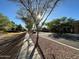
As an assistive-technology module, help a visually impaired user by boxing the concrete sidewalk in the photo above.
[18,33,41,59]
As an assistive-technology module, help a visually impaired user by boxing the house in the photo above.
[72,21,79,33]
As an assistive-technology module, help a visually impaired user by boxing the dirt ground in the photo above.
[0,32,26,59]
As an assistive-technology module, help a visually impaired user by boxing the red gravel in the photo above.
[32,34,79,59]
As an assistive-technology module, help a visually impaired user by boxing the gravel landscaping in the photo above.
[32,34,79,59]
[49,33,79,49]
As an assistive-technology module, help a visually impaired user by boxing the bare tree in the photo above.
[11,0,60,59]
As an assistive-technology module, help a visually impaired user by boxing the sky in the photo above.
[0,0,79,27]
[0,0,25,27]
